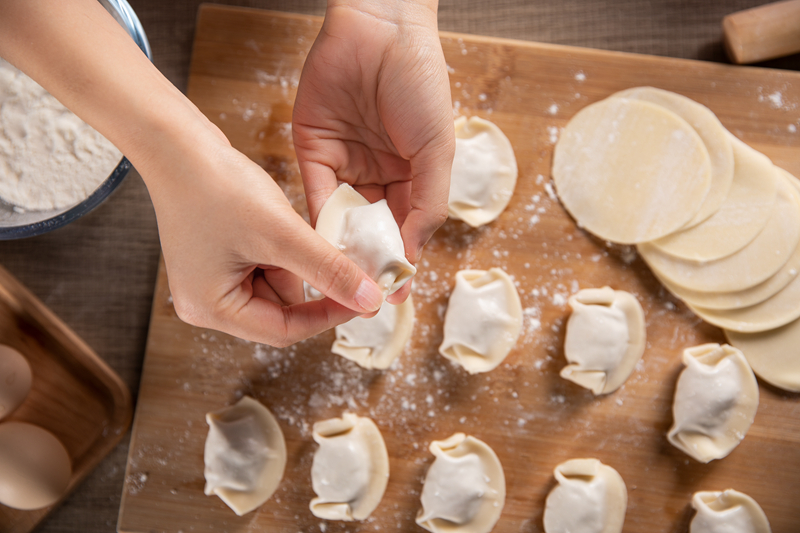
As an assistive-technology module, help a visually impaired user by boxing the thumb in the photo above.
[273,215,384,313]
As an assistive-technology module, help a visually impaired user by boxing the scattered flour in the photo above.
[547,103,559,115]
[547,126,560,144]
[0,59,122,210]
[574,71,586,82]
[544,181,558,201]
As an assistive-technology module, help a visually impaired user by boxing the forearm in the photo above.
[0,0,212,190]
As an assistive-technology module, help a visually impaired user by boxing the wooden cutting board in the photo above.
[118,5,800,532]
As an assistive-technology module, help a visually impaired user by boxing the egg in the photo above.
[0,345,32,421]
[0,422,72,510]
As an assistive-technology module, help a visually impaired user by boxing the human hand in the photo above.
[292,0,455,304]
[0,0,387,347]
[141,107,385,347]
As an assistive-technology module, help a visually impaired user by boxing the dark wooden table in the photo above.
[1,1,792,531]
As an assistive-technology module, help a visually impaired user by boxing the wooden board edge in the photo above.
[197,3,323,25]
[193,4,800,85]
[117,254,170,533]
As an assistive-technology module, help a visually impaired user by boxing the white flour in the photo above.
[0,59,121,211]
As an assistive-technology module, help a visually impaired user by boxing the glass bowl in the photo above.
[0,0,152,239]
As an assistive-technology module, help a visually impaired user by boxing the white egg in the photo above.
[0,345,32,421]
[0,422,72,510]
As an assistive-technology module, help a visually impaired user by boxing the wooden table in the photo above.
[0,1,792,532]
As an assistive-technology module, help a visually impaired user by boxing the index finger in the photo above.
[297,159,339,227]
[400,133,455,264]
[224,296,362,348]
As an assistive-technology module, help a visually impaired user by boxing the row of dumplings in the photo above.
[552,86,800,393]
[0,345,72,511]
[203,395,771,533]
[203,396,503,529]
[314,177,763,466]
[328,266,524,374]
[310,182,526,374]
[563,288,760,465]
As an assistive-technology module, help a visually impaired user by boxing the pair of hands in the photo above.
[155,1,455,346]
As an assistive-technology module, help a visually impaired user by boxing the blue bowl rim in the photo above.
[0,0,152,240]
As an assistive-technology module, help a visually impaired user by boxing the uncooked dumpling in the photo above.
[561,287,646,395]
[667,344,758,463]
[552,97,711,244]
[448,116,518,227]
[439,268,523,374]
[417,433,505,533]
[310,412,389,521]
[204,396,287,516]
[315,183,416,296]
[332,296,414,370]
[690,489,771,533]
[0,422,72,510]
[543,458,627,533]
[0,345,32,421]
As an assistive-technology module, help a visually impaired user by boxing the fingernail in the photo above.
[354,278,383,312]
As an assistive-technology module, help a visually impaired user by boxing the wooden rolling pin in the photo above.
[723,0,800,64]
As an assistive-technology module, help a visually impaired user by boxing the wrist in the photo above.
[326,0,438,27]
[126,90,228,195]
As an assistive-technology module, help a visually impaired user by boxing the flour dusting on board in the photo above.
[120,25,798,530]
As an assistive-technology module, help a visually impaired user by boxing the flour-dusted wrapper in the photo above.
[204,396,287,516]
[610,86,735,231]
[417,433,505,533]
[315,183,416,296]
[552,97,712,244]
[449,116,518,227]
[310,413,389,521]
[667,344,758,463]
[439,268,523,374]
[332,297,415,370]
[561,287,646,395]
[543,458,627,533]
[690,489,771,533]
[726,316,800,392]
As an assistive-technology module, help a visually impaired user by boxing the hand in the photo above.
[138,109,387,346]
[292,0,455,303]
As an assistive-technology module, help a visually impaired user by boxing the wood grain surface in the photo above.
[118,6,800,533]
[0,266,131,533]
[0,1,788,532]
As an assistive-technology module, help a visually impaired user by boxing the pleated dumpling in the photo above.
[448,116,518,227]
[315,183,416,296]
[332,297,415,370]
[439,268,523,374]
[668,344,758,463]
[543,458,627,533]
[690,489,771,533]
[310,413,389,521]
[417,433,505,533]
[203,396,287,516]
[561,287,646,394]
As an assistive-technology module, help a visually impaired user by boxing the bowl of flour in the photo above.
[0,0,151,239]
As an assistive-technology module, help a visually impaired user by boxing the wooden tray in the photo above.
[119,5,800,533]
[0,265,132,533]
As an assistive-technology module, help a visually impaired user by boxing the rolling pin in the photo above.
[723,0,800,64]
